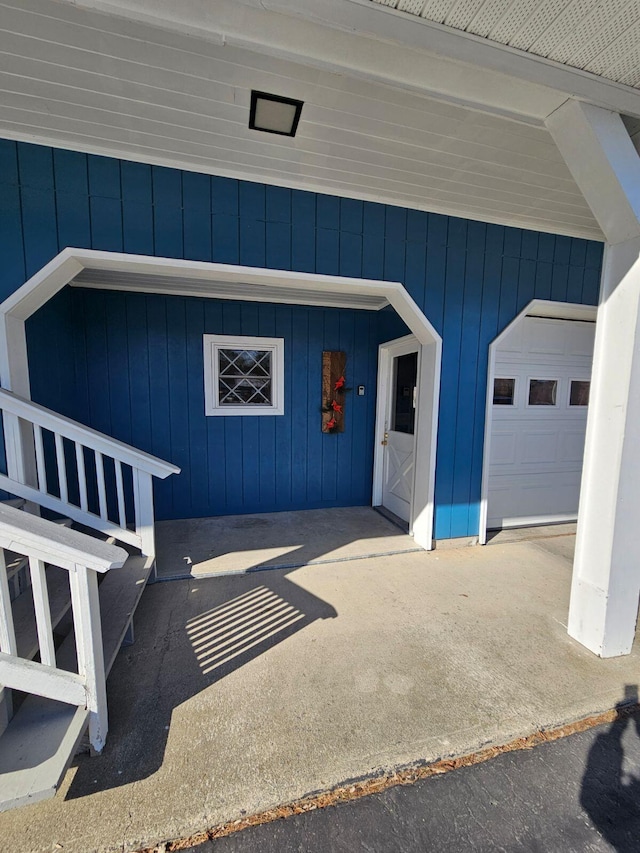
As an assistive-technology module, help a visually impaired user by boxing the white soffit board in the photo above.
[526,301,598,322]
[371,0,640,89]
[69,268,388,310]
[0,0,604,239]
[2,247,440,345]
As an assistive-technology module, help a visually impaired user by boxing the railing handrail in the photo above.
[0,389,180,479]
[0,503,127,574]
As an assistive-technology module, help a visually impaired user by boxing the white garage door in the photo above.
[487,316,595,530]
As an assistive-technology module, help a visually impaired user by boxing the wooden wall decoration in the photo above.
[322,351,347,433]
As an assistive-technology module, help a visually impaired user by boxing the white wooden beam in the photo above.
[385,285,439,347]
[0,652,86,706]
[546,102,640,245]
[0,502,127,575]
[0,251,83,323]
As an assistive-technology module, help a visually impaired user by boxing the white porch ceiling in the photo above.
[0,0,621,240]
[370,0,640,89]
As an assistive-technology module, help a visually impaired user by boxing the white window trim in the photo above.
[203,334,285,416]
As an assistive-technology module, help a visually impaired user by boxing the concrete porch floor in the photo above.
[1,518,640,853]
[154,507,419,580]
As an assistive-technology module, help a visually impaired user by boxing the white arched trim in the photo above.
[0,248,442,549]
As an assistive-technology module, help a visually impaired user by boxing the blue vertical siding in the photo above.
[36,289,379,520]
[122,162,154,255]
[1,139,602,537]
[24,287,77,420]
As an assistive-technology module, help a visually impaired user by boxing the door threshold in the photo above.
[374,505,409,533]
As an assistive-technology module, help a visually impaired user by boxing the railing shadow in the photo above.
[65,566,337,800]
[581,685,640,851]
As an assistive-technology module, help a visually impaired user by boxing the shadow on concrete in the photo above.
[65,567,336,800]
[581,685,640,852]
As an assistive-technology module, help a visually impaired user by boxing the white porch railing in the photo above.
[0,502,128,752]
[0,389,180,558]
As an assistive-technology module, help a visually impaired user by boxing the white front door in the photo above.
[381,344,419,523]
[487,316,595,529]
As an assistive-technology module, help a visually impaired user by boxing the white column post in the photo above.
[69,565,108,753]
[546,100,640,656]
[0,313,39,507]
[570,238,640,655]
[133,470,156,559]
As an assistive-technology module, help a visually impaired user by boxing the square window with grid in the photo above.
[218,349,272,406]
[204,335,284,416]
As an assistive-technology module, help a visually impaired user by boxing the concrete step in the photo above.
[0,551,155,812]
[0,699,89,813]
[1,499,26,510]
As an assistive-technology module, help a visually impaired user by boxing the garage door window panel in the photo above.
[528,379,558,406]
[569,380,590,406]
[493,378,516,406]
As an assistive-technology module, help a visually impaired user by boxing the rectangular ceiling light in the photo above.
[249,91,303,137]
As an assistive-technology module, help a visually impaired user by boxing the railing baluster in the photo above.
[114,460,126,530]
[0,550,17,657]
[75,442,88,512]
[33,425,47,493]
[0,550,16,732]
[28,557,55,667]
[95,452,108,521]
[54,433,68,504]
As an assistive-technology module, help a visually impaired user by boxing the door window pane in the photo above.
[528,379,557,406]
[493,378,515,405]
[391,352,418,435]
[570,380,590,406]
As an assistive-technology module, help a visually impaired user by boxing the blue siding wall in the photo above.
[29,288,380,520]
[3,140,603,538]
